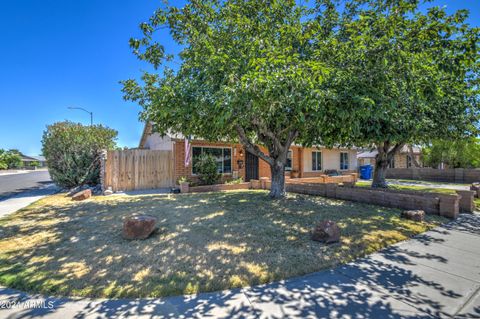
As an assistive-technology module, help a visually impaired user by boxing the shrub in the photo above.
[0,149,23,169]
[41,121,117,188]
[225,177,243,185]
[29,161,40,168]
[194,154,220,185]
[0,162,7,170]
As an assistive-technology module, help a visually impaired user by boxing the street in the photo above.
[0,170,52,200]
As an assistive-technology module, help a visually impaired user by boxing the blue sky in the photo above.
[0,0,478,156]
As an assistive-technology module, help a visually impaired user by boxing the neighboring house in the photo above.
[139,123,358,183]
[21,155,47,168]
[357,146,422,168]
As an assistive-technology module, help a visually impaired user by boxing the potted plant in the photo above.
[177,176,190,193]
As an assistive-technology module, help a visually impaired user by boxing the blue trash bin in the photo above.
[360,165,373,180]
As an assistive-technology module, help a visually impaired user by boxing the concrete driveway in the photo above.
[0,213,479,318]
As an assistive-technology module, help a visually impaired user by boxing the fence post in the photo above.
[455,168,465,184]
[100,150,107,192]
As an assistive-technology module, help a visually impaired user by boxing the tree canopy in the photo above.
[122,0,480,195]
[423,138,480,169]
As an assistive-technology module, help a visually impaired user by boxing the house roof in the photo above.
[357,145,422,159]
[21,155,45,162]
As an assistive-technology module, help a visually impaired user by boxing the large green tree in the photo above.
[423,138,480,169]
[122,0,355,198]
[324,0,480,187]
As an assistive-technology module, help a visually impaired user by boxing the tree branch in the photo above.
[235,125,274,165]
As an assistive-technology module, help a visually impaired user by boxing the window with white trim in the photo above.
[340,152,349,170]
[192,146,232,174]
[285,150,293,171]
[312,151,322,171]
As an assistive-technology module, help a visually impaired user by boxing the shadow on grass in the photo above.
[1,191,472,318]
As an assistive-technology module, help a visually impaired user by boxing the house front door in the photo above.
[245,151,259,182]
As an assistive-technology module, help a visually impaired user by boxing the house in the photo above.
[357,146,422,168]
[139,123,358,183]
[21,155,47,168]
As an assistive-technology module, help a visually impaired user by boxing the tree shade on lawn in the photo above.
[0,191,446,298]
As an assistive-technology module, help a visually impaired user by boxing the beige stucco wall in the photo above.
[144,133,174,151]
[303,148,357,172]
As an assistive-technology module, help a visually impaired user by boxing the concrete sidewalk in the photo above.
[0,214,479,318]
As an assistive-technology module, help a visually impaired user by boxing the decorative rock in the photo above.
[123,215,157,240]
[401,210,425,222]
[311,220,341,244]
[72,189,92,201]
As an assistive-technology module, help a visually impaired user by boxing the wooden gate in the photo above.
[104,149,174,191]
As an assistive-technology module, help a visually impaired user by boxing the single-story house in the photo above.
[21,155,47,168]
[139,123,358,183]
[357,146,422,168]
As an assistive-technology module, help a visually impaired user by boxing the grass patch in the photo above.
[0,190,447,298]
[356,181,458,194]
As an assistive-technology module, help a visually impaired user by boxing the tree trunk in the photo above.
[269,160,286,198]
[372,157,389,188]
[372,142,405,188]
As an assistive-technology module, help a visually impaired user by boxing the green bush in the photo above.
[225,177,243,185]
[0,149,23,169]
[41,121,117,188]
[29,161,40,167]
[194,154,220,185]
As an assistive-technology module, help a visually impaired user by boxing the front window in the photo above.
[312,151,322,171]
[285,150,293,171]
[192,146,232,174]
[389,157,395,168]
[340,152,349,170]
[407,155,412,168]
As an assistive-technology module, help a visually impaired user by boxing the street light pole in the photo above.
[68,107,93,126]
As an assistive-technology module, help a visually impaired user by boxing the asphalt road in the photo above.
[0,170,52,200]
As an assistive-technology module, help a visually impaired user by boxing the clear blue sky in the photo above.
[0,1,478,156]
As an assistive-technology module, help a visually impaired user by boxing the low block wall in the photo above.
[385,168,480,184]
[187,182,251,193]
[250,179,461,218]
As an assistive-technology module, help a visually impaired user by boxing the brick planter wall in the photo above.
[188,182,251,193]
[250,178,461,218]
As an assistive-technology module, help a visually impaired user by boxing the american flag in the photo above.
[184,137,191,167]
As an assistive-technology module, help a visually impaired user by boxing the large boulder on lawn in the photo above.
[72,189,92,201]
[123,215,157,240]
[311,220,340,244]
[401,210,425,222]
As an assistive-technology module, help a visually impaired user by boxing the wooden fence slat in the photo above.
[104,149,174,192]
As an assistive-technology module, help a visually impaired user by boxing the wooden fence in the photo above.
[103,149,174,192]
[385,168,480,184]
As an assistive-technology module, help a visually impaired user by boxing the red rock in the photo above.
[311,220,340,244]
[72,189,92,201]
[401,210,425,222]
[123,215,157,240]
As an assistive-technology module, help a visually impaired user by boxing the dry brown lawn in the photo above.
[0,190,447,298]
